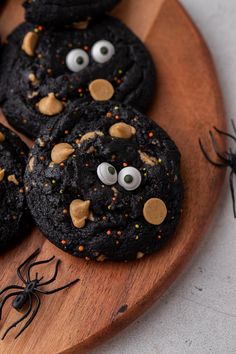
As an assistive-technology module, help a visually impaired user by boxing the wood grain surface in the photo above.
[0,0,226,353]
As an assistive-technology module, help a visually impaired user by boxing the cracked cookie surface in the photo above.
[0,124,28,251]
[0,17,156,138]
[23,0,121,26]
[24,101,183,262]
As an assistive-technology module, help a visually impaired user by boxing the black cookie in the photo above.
[0,17,156,138]
[23,0,120,26]
[0,124,28,251]
[24,101,183,262]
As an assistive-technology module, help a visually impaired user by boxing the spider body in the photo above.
[0,248,79,339]
[199,121,236,217]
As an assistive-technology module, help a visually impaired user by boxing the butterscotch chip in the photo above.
[0,132,5,142]
[8,174,19,186]
[143,198,167,225]
[109,122,136,139]
[89,79,114,101]
[37,93,64,116]
[139,151,158,166]
[51,143,75,164]
[70,199,91,229]
[22,32,39,56]
[0,168,5,182]
[79,131,104,144]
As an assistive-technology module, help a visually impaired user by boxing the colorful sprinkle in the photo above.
[148,131,154,138]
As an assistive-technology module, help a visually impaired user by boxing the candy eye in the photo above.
[118,167,142,191]
[97,162,118,185]
[91,40,115,64]
[66,49,89,72]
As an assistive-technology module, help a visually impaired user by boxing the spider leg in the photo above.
[1,294,32,340]
[231,120,236,135]
[214,126,236,143]
[209,131,230,163]
[229,171,236,218]
[37,260,61,286]
[36,278,79,295]
[15,293,40,339]
[199,139,228,168]
[26,256,55,283]
[17,248,41,284]
[0,292,21,320]
[0,285,24,296]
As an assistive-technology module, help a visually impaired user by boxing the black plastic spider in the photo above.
[199,120,236,217]
[0,248,79,340]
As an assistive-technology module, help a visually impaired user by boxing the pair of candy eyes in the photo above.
[66,40,115,73]
[97,162,142,191]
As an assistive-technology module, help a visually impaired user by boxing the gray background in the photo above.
[92,0,236,353]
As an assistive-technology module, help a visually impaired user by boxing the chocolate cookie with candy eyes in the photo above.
[23,0,121,26]
[0,124,29,251]
[0,16,155,139]
[24,101,183,262]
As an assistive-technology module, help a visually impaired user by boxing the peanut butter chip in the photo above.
[51,143,75,164]
[79,131,104,144]
[28,73,39,85]
[37,93,64,116]
[0,168,5,182]
[8,174,19,186]
[0,132,5,142]
[143,198,167,225]
[137,252,145,259]
[70,199,91,229]
[139,151,158,166]
[28,157,35,172]
[22,32,39,56]
[89,79,114,101]
[109,122,136,139]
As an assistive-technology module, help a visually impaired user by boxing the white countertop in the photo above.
[92,0,236,353]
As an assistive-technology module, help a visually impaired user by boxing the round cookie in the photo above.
[0,17,156,138]
[24,101,183,262]
[23,0,121,26]
[0,124,28,251]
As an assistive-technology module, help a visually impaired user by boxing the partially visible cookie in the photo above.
[24,101,183,262]
[0,17,156,138]
[23,0,121,26]
[0,124,28,251]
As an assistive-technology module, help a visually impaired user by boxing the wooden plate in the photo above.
[0,0,226,353]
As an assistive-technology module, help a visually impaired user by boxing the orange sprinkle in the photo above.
[78,245,84,252]
[123,162,128,167]
[148,132,154,138]
[61,240,67,245]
